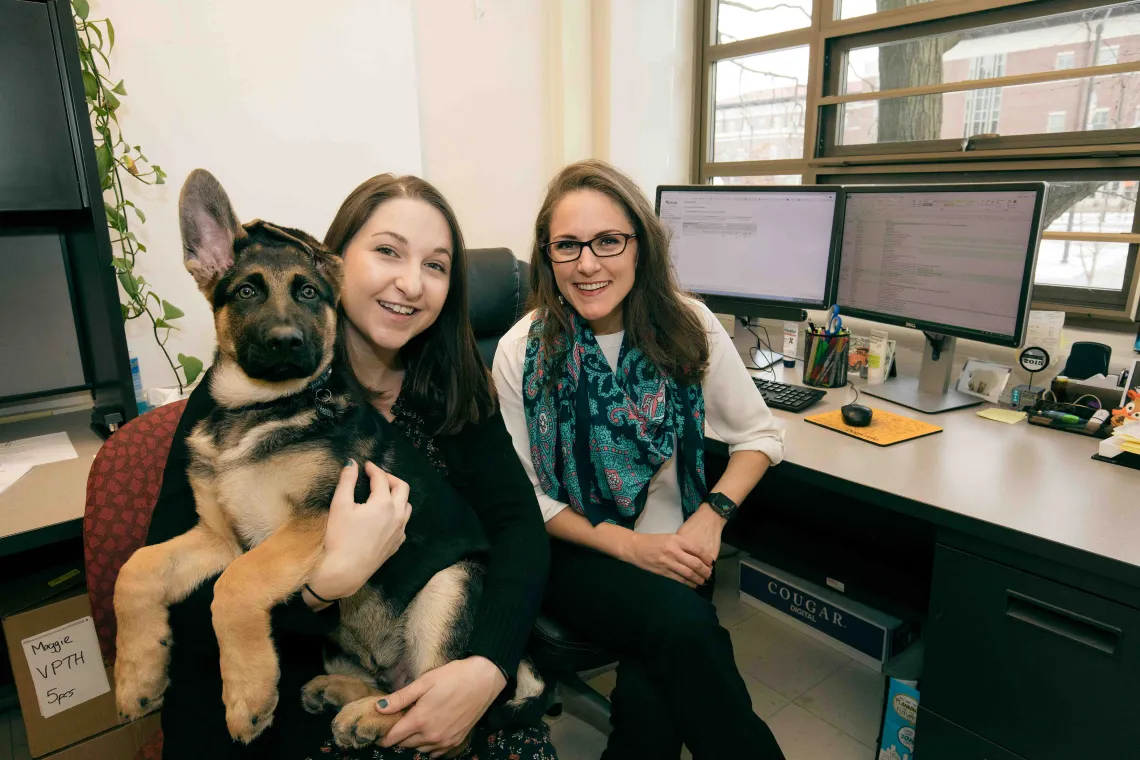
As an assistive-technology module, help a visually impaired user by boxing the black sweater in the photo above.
[147,374,550,682]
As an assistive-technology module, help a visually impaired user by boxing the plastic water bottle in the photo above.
[130,351,150,414]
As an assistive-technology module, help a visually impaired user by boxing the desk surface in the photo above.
[726,364,1140,580]
[0,411,99,547]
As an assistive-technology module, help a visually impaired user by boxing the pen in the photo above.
[1042,411,1081,424]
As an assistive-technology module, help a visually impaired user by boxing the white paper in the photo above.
[1025,310,1065,367]
[21,616,110,718]
[0,462,32,495]
[867,329,889,385]
[0,432,78,469]
[782,322,799,363]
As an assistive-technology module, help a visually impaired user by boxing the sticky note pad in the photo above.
[977,408,1027,425]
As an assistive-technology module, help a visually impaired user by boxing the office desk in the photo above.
[710,365,1139,759]
[0,411,99,556]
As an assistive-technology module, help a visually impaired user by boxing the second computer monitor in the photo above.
[835,183,1047,348]
[656,185,842,318]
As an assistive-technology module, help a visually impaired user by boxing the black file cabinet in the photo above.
[917,544,1139,758]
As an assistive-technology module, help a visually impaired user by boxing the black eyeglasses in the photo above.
[542,232,637,263]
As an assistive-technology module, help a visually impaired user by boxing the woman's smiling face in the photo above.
[339,197,453,353]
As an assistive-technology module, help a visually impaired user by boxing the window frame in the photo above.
[694,0,1140,320]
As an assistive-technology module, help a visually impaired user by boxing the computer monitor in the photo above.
[835,182,1048,413]
[656,185,842,322]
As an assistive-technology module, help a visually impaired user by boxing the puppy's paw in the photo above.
[301,675,380,714]
[331,697,403,750]
[223,680,278,744]
[114,623,172,722]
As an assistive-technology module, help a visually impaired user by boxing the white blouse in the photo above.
[493,300,785,534]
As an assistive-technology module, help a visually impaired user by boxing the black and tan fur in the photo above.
[112,170,544,751]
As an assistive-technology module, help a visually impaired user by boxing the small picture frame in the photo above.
[957,358,1013,404]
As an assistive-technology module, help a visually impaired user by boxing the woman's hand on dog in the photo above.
[376,656,507,757]
[305,460,412,607]
[623,531,714,588]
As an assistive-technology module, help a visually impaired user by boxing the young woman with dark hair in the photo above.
[495,159,787,760]
[148,173,556,760]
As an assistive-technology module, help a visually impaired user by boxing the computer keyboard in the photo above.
[753,378,827,413]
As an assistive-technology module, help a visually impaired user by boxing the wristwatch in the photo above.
[707,492,739,521]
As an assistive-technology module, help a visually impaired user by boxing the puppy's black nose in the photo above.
[266,326,304,356]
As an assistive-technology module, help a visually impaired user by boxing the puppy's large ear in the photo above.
[179,169,244,296]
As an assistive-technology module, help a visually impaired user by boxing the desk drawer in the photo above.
[924,546,1139,759]
[914,709,1024,760]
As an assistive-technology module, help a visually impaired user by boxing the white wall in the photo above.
[603,0,695,195]
[411,0,696,263]
[412,0,548,261]
[96,0,697,394]
[94,0,423,391]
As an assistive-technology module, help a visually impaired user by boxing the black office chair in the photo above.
[466,247,618,733]
[1060,341,1112,380]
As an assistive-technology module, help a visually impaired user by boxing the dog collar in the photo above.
[308,367,337,420]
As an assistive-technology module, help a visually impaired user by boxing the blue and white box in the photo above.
[738,557,917,671]
[878,678,920,760]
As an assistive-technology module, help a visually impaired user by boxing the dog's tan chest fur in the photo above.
[187,415,335,547]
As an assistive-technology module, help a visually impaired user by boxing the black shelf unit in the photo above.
[1,0,135,431]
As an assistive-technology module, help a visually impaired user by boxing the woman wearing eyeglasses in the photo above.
[493,160,786,759]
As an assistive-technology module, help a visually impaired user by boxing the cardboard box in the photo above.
[739,557,918,672]
[3,589,122,757]
[45,713,160,760]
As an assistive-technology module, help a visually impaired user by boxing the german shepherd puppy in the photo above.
[113,170,544,751]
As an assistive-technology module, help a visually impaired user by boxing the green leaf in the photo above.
[112,80,127,96]
[120,303,129,321]
[106,18,115,50]
[178,354,204,385]
[102,87,120,110]
[118,271,139,297]
[82,71,98,100]
[95,144,112,183]
[88,23,102,50]
[136,242,147,253]
[133,206,146,223]
[111,257,130,270]
[73,0,89,20]
[162,300,185,320]
[103,201,124,229]
[155,319,171,329]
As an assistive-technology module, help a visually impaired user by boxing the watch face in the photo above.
[710,492,737,517]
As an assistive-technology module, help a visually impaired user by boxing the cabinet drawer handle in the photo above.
[1005,591,1120,656]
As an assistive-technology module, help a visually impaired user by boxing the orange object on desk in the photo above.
[805,408,943,447]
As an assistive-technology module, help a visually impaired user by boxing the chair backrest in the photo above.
[467,247,531,368]
[84,399,187,665]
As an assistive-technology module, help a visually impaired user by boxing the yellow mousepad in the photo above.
[805,408,943,447]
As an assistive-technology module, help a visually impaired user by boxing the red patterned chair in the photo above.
[84,398,187,760]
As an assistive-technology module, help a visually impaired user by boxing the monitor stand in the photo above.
[752,348,783,369]
[861,335,982,414]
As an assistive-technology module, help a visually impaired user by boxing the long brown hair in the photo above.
[529,159,709,384]
[324,174,494,435]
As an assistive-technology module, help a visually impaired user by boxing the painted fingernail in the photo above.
[344,459,353,468]
[377,698,388,709]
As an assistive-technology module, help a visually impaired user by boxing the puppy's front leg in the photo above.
[212,516,326,744]
[114,525,240,720]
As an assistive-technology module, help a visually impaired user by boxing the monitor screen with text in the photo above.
[836,188,1041,342]
[658,188,839,308]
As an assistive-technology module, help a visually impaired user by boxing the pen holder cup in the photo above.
[802,330,849,388]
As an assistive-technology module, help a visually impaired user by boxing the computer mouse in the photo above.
[841,403,873,427]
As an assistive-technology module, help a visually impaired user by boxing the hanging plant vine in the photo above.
[71,0,202,391]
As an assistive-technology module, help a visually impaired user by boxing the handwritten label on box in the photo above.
[21,616,110,718]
